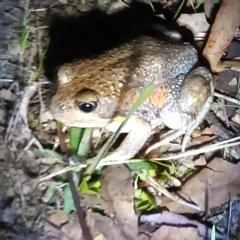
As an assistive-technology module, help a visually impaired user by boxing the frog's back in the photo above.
[57,35,198,99]
[83,35,198,91]
[124,35,198,88]
[115,35,199,128]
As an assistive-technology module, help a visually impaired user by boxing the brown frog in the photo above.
[49,34,214,164]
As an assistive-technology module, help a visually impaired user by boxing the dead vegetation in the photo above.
[1,0,240,239]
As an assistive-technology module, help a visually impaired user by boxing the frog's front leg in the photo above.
[145,67,214,154]
[99,116,152,166]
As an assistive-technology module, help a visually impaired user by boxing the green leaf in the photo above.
[174,0,185,19]
[126,160,157,172]
[78,177,89,192]
[136,189,156,206]
[135,189,143,197]
[38,148,64,162]
[135,200,151,210]
[148,169,156,177]
[43,186,56,203]
[93,204,104,212]
[147,0,155,12]
[77,128,93,160]
[84,175,91,182]
[86,82,154,175]
[63,184,75,214]
[70,127,83,155]
[78,176,101,194]
[135,188,156,211]
[211,225,216,240]
[150,160,174,169]
[160,170,171,180]
[142,191,155,205]
[88,180,101,189]
[195,0,204,9]
[140,190,150,201]
[30,49,47,83]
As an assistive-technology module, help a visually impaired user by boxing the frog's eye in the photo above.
[75,89,99,113]
[78,102,97,113]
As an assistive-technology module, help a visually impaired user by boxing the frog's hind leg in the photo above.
[181,94,213,152]
[145,94,213,155]
[145,67,214,155]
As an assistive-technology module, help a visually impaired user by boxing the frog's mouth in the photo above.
[49,101,112,129]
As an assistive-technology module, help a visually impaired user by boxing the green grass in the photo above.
[211,225,216,240]
[174,0,221,19]
[40,82,159,213]
[85,82,155,175]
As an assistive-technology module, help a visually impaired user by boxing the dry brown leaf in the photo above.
[191,129,202,138]
[146,145,162,158]
[100,165,138,239]
[191,134,216,144]
[162,157,240,214]
[140,211,226,239]
[47,209,69,227]
[209,124,218,135]
[61,224,83,239]
[151,225,198,240]
[58,0,68,4]
[177,13,210,40]
[231,109,240,124]
[94,233,106,240]
[203,0,240,72]
[202,127,214,135]
[0,89,15,101]
[228,77,237,86]
[194,155,207,166]
[44,223,70,240]
[215,71,239,95]
[216,109,226,122]
[91,212,136,240]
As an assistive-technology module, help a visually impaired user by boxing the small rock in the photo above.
[232,109,240,124]
[47,210,69,227]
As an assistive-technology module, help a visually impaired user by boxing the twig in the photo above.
[39,164,87,182]
[98,136,240,166]
[139,172,202,211]
[63,155,93,240]
[140,211,226,239]
[16,137,42,161]
[214,92,240,105]
[227,196,232,238]
[58,124,92,240]
[0,79,14,82]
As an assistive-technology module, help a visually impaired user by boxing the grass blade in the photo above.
[85,82,154,175]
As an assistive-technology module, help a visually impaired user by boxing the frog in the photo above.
[48,34,214,164]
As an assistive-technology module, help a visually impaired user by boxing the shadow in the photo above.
[43,1,198,81]
[43,1,166,80]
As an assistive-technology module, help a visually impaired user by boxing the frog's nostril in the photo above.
[60,104,67,110]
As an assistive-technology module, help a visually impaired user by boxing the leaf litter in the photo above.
[1,0,240,239]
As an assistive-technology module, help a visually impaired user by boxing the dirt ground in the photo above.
[1,0,240,239]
